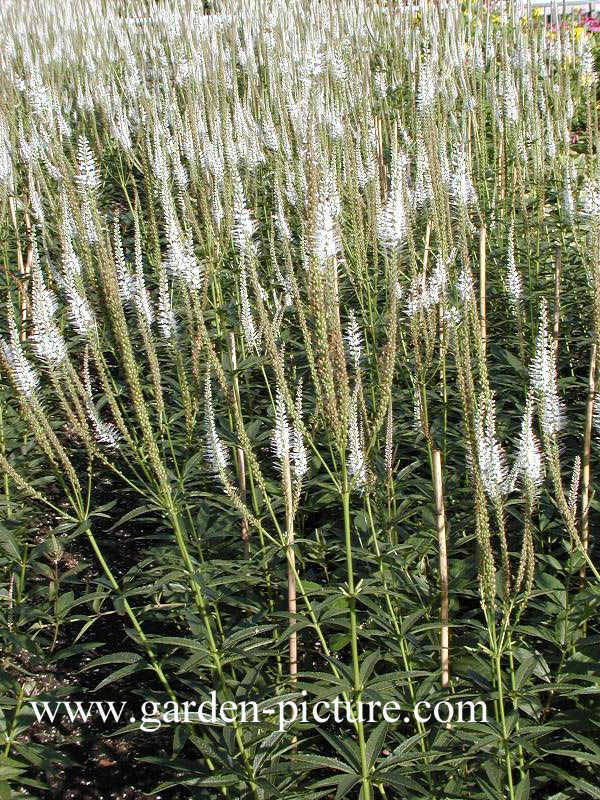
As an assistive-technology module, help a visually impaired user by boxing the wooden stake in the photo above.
[581,344,597,586]
[553,249,561,359]
[228,333,249,559]
[479,225,487,353]
[282,455,297,685]
[376,115,386,202]
[423,220,432,281]
[8,198,32,339]
[433,450,449,689]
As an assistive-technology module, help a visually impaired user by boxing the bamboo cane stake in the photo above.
[282,454,297,685]
[228,333,249,559]
[553,249,561,359]
[433,449,449,689]
[8,198,32,340]
[423,219,432,276]
[580,344,597,586]
[479,225,487,353]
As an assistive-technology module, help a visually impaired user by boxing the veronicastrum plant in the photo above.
[1,0,600,798]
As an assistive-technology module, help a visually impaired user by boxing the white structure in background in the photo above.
[530,0,600,18]
[126,1,600,28]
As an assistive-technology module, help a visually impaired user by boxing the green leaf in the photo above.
[195,775,240,788]
[318,730,361,771]
[50,642,105,663]
[373,770,427,794]
[92,661,147,691]
[147,636,209,653]
[0,531,21,563]
[335,774,360,799]
[515,775,530,800]
[572,780,600,799]
[56,591,75,616]
[172,724,188,757]
[295,755,354,773]
[366,721,388,769]
[359,650,380,687]
[515,654,537,689]
[79,652,142,672]
[107,505,159,531]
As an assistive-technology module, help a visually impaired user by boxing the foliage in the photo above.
[1,1,600,798]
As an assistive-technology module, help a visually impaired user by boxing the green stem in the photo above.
[507,633,526,780]
[166,504,259,799]
[365,495,432,787]
[489,614,515,800]
[3,683,25,758]
[341,464,371,800]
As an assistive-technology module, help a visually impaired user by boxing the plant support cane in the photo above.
[433,450,449,689]
[479,225,487,354]
[282,453,297,686]
[229,333,250,558]
[553,249,561,359]
[581,344,597,587]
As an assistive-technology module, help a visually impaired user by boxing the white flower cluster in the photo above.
[347,387,366,492]
[0,308,39,399]
[31,248,67,367]
[204,376,230,477]
[271,387,308,481]
[406,249,456,316]
[83,355,120,449]
[474,395,507,500]
[531,300,563,437]
[508,397,544,501]
[506,222,522,310]
[377,150,408,250]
